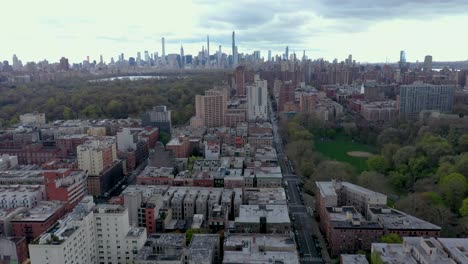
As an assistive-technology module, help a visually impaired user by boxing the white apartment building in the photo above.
[0,154,18,170]
[19,112,46,126]
[0,185,44,209]
[29,198,147,264]
[247,75,268,121]
[29,196,97,264]
[93,204,146,264]
[117,128,139,151]
[77,138,117,176]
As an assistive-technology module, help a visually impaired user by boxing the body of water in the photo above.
[91,75,167,82]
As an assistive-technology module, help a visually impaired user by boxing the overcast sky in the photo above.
[3,0,468,64]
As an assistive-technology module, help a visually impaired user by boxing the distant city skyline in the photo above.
[3,0,468,63]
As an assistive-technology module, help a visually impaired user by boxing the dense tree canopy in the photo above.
[0,73,225,127]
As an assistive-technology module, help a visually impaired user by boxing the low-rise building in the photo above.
[243,188,287,205]
[0,207,27,236]
[188,234,221,264]
[136,167,175,185]
[0,236,28,264]
[361,100,398,122]
[0,154,18,170]
[0,185,44,209]
[244,166,282,188]
[43,169,87,210]
[11,200,67,243]
[372,237,468,264]
[340,254,369,264]
[234,205,291,234]
[368,206,441,237]
[322,206,383,256]
[223,234,299,264]
[166,136,190,159]
[135,233,185,264]
[19,112,46,126]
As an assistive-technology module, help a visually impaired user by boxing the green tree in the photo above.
[358,171,389,194]
[63,106,74,120]
[377,128,403,146]
[312,161,355,182]
[455,153,468,177]
[395,192,455,235]
[380,233,403,243]
[393,146,417,167]
[439,173,468,212]
[460,198,468,217]
[185,228,207,245]
[388,171,408,191]
[367,155,388,173]
[106,99,125,118]
[187,156,201,171]
[417,133,453,164]
[371,253,384,264]
[159,132,170,146]
[458,134,468,153]
[381,143,400,167]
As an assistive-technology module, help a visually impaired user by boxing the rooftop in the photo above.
[0,207,27,220]
[404,237,456,264]
[236,205,290,224]
[340,254,369,264]
[126,227,146,238]
[437,238,468,264]
[326,206,382,229]
[122,185,169,198]
[189,234,219,261]
[372,243,417,264]
[369,206,441,231]
[12,201,65,222]
[244,166,282,179]
[244,188,287,205]
[77,137,115,150]
[224,234,299,264]
[92,204,126,214]
[316,181,387,204]
[138,166,174,178]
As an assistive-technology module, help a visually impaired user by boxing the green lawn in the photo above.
[314,134,375,172]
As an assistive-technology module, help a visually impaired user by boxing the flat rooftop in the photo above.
[372,243,417,264]
[437,238,468,264]
[340,254,369,264]
[126,227,146,238]
[404,237,454,264]
[0,207,27,220]
[224,235,299,264]
[92,204,126,214]
[12,201,65,222]
[236,205,290,224]
[369,206,441,231]
[244,188,287,205]
[138,166,174,178]
[189,234,219,261]
[327,206,383,229]
[146,233,185,247]
[122,185,169,197]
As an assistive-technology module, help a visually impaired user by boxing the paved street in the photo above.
[269,101,326,264]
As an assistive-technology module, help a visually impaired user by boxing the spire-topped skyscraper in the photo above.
[232,31,236,67]
[180,45,184,67]
[207,35,210,59]
[161,37,166,64]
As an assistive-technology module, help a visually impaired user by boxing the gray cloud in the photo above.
[313,0,468,20]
